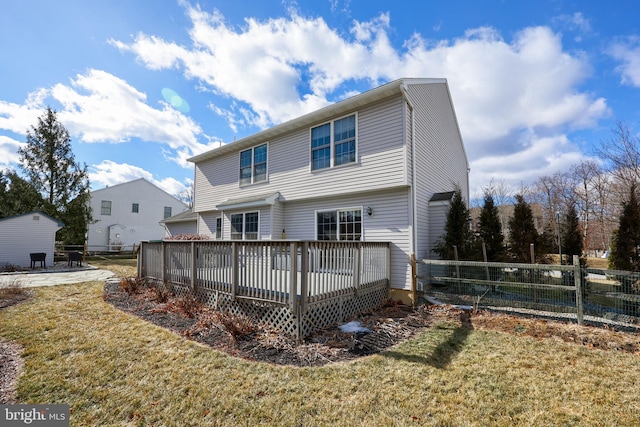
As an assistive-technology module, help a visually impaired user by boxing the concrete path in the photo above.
[0,268,115,288]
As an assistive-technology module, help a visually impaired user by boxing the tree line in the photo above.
[436,120,640,271]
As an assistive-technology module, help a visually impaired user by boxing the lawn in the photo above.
[1,261,639,426]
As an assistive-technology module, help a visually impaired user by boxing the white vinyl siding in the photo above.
[0,213,62,268]
[193,95,406,213]
[405,83,469,259]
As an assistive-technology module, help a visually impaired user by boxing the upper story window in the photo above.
[316,208,362,241]
[311,114,357,171]
[240,143,267,186]
[132,203,139,213]
[164,206,172,219]
[101,200,112,216]
[230,212,259,240]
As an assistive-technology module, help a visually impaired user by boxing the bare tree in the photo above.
[596,120,640,197]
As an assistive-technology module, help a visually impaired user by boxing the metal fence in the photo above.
[417,256,640,330]
[138,240,390,339]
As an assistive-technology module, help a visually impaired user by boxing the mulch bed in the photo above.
[102,280,640,367]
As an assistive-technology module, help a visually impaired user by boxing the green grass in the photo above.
[1,267,640,425]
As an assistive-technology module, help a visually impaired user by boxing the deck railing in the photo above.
[138,240,390,338]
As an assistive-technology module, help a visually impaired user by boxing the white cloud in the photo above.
[0,135,24,169]
[610,37,640,87]
[0,69,220,169]
[89,160,188,196]
[112,7,609,193]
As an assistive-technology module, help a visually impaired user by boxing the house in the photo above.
[188,78,469,303]
[0,211,64,268]
[87,178,188,252]
[160,209,198,238]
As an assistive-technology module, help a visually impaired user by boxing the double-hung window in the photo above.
[316,208,362,241]
[101,200,112,216]
[230,212,259,240]
[311,114,356,170]
[240,143,267,185]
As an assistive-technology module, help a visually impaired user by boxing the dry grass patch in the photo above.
[1,279,640,425]
[87,258,137,278]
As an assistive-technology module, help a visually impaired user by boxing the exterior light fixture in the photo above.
[367,207,372,216]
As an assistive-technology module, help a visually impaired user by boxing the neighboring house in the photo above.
[188,78,469,302]
[0,211,64,268]
[87,178,188,252]
[160,209,198,238]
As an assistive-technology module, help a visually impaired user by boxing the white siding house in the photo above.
[0,211,64,268]
[189,78,469,301]
[87,178,188,251]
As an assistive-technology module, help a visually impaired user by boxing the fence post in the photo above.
[231,242,239,299]
[573,255,583,325]
[410,253,417,308]
[453,246,461,293]
[137,242,144,279]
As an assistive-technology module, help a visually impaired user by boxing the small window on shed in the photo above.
[33,215,40,221]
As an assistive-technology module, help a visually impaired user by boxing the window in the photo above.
[164,206,172,219]
[239,143,267,185]
[316,208,362,241]
[132,203,139,213]
[215,217,222,239]
[230,212,259,240]
[101,200,112,216]
[311,114,356,170]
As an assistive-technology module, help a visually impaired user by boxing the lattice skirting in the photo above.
[159,280,389,340]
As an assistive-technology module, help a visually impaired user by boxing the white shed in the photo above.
[0,211,64,268]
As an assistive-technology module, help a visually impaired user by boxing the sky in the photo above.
[1,0,639,200]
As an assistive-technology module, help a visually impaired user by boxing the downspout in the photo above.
[400,83,418,306]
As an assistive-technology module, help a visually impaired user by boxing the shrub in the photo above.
[119,277,147,295]
[175,291,202,318]
[0,279,27,301]
[0,263,23,273]
[215,312,257,341]
[165,234,211,241]
[154,283,172,303]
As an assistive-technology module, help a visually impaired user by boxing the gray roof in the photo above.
[216,192,281,210]
[160,209,197,224]
[429,191,455,202]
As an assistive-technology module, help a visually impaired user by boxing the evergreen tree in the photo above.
[609,184,640,271]
[432,187,475,260]
[0,170,46,218]
[507,194,541,262]
[17,107,92,244]
[561,203,584,265]
[477,192,506,261]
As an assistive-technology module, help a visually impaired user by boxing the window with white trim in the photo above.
[240,143,267,185]
[311,114,356,170]
[316,208,362,241]
[230,212,259,240]
[101,200,112,216]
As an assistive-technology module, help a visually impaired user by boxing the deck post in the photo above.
[299,241,309,315]
[137,241,144,279]
[353,243,361,296]
[161,241,166,284]
[191,241,197,292]
[289,242,299,313]
[231,242,239,299]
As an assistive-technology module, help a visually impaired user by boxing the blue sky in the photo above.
[1,0,639,199]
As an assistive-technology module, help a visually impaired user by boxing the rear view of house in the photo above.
[87,178,188,252]
[188,78,469,303]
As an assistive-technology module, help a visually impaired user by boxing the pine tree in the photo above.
[0,170,46,218]
[17,107,92,244]
[507,194,541,262]
[609,184,640,271]
[477,192,506,261]
[432,187,475,260]
[561,203,584,265]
